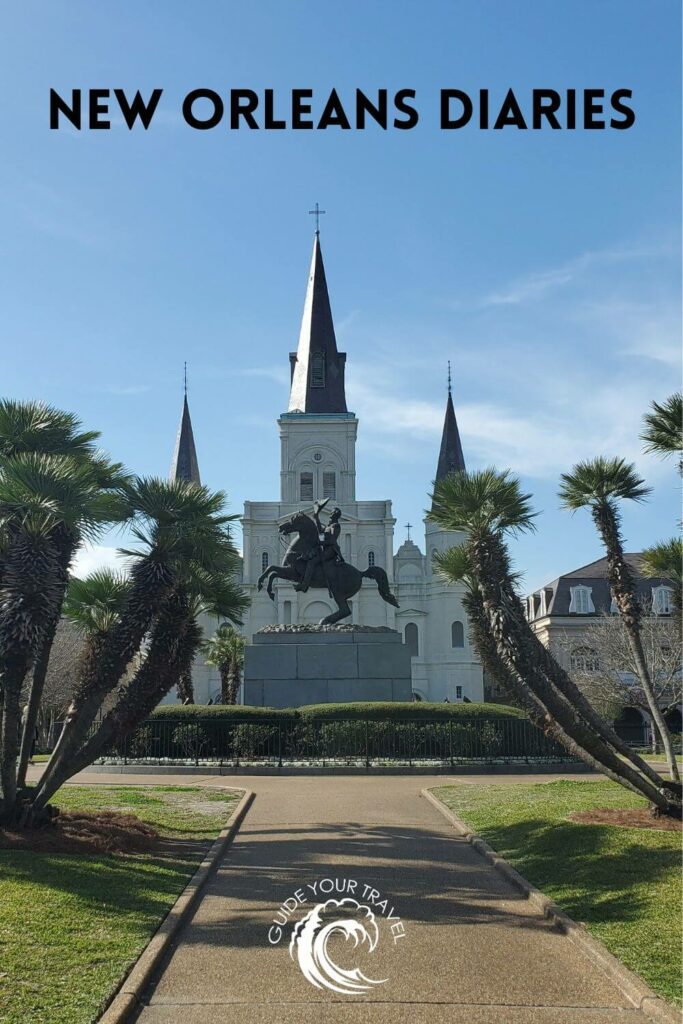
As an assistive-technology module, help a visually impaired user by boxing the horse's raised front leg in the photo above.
[257,565,299,602]
[257,565,279,592]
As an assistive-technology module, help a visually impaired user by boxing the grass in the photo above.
[0,785,240,1024]
[433,779,682,1007]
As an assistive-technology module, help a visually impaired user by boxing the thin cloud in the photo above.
[482,242,672,308]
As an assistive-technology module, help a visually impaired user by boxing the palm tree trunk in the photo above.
[177,668,194,704]
[32,594,199,813]
[33,557,175,809]
[465,589,669,798]
[592,505,681,782]
[220,666,230,704]
[0,534,59,823]
[227,661,240,705]
[0,657,27,818]
[484,530,676,788]
[16,533,74,789]
[626,628,680,780]
[470,533,680,815]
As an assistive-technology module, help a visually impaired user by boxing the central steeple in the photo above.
[288,232,348,414]
[435,363,466,484]
[169,369,201,485]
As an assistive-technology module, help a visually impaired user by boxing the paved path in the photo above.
[67,772,650,1024]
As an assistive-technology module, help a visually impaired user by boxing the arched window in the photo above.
[300,472,313,501]
[261,551,269,572]
[451,621,464,648]
[310,351,326,388]
[368,551,375,567]
[323,471,336,499]
[404,622,419,658]
[570,646,600,672]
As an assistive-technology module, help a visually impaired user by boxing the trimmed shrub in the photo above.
[149,701,524,723]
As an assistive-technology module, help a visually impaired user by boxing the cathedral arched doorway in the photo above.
[302,601,333,625]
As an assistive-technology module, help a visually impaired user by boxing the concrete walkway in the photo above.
[68,772,650,1024]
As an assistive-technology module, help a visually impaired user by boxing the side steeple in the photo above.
[434,363,465,485]
[170,366,201,484]
[288,231,348,414]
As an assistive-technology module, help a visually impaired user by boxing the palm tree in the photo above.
[204,624,246,704]
[430,468,680,817]
[64,569,132,633]
[0,400,128,791]
[641,393,683,473]
[30,477,245,814]
[641,538,683,628]
[0,453,123,820]
[34,559,246,803]
[559,457,680,781]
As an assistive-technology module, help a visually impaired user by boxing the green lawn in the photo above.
[433,780,682,1007]
[0,785,240,1024]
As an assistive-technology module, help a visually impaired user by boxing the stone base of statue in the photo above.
[242,624,413,708]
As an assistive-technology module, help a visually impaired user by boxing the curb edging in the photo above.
[98,787,255,1024]
[421,787,680,1024]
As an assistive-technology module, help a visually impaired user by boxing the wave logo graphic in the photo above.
[289,897,388,995]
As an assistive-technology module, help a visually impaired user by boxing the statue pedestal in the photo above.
[242,625,413,708]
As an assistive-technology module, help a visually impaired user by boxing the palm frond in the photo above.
[641,393,683,460]
[433,545,475,590]
[0,399,100,459]
[0,452,121,541]
[429,467,537,537]
[64,568,131,635]
[640,538,682,585]
[559,457,651,511]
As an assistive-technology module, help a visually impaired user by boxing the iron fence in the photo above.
[97,715,576,767]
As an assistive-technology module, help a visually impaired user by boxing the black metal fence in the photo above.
[97,715,575,767]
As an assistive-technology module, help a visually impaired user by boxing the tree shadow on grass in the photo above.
[472,816,680,926]
[0,845,207,921]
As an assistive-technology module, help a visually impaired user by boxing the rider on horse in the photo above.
[294,498,345,593]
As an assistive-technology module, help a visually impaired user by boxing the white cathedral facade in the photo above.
[168,231,484,705]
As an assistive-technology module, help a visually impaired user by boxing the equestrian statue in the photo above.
[257,498,400,626]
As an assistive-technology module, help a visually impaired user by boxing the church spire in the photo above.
[288,230,348,414]
[434,363,465,487]
[169,365,201,484]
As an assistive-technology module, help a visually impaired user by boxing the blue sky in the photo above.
[1,1,680,592]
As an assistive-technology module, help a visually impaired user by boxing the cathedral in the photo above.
[167,229,484,705]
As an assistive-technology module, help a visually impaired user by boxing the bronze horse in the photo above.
[257,510,400,625]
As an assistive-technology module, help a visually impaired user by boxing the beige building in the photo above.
[516,554,680,744]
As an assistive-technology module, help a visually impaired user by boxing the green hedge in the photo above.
[150,701,525,723]
[101,702,575,761]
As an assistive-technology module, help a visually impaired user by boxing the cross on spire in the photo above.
[405,522,413,541]
[447,360,452,395]
[308,202,326,234]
